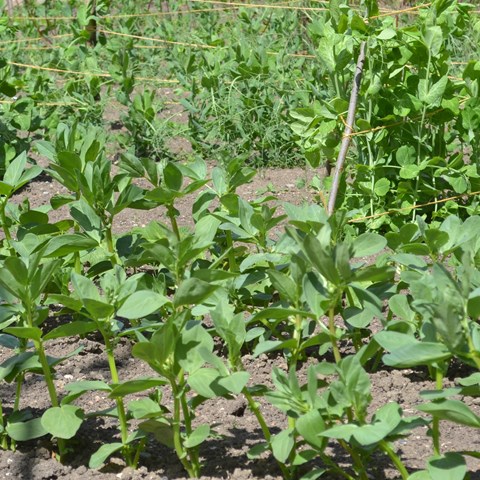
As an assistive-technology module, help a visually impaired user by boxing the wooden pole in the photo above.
[5,0,13,17]
[87,0,97,47]
[327,41,367,215]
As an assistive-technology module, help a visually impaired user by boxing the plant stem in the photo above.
[25,301,66,460]
[319,452,356,480]
[13,374,24,411]
[291,314,303,371]
[104,335,132,464]
[242,388,291,479]
[432,366,443,456]
[104,224,119,265]
[339,439,368,480]
[34,339,66,460]
[0,199,15,255]
[0,400,8,450]
[167,205,181,242]
[328,307,342,364]
[379,440,409,480]
[178,372,200,474]
[171,381,197,478]
[225,230,238,272]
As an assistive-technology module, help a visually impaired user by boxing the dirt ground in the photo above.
[1,332,480,480]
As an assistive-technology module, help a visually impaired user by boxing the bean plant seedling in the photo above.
[1,1,480,479]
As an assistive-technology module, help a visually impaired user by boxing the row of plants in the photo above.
[2,0,479,231]
[0,124,480,480]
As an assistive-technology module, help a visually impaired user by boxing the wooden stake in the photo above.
[327,41,367,215]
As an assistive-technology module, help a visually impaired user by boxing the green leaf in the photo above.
[396,145,416,166]
[253,339,297,357]
[43,321,97,341]
[163,162,183,191]
[417,399,480,428]
[388,295,415,323]
[7,417,47,441]
[183,424,210,448]
[43,234,98,257]
[89,442,124,468]
[173,278,218,308]
[247,442,270,459]
[408,471,432,480]
[41,405,84,439]
[351,15,367,33]
[4,152,27,187]
[188,368,224,398]
[424,26,443,57]
[352,233,387,257]
[71,273,100,301]
[296,409,326,450]
[375,331,450,365]
[374,178,390,197]
[317,37,336,73]
[249,308,314,324]
[109,378,167,397]
[117,291,170,319]
[467,288,480,319]
[4,327,42,341]
[217,372,250,394]
[64,380,111,394]
[400,164,422,179]
[128,398,163,419]
[427,453,467,480]
[271,428,295,463]
[377,28,396,40]
[267,269,298,304]
[426,76,448,107]
[83,299,115,320]
[176,321,214,373]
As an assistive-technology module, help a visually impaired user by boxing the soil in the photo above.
[2,74,480,480]
[2,333,480,480]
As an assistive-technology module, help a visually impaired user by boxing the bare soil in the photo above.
[1,331,480,480]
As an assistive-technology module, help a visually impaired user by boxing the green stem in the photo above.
[319,452,356,480]
[462,318,480,370]
[0,400,8,450]
[73,222,82,273]
[379,440,409,480]
[105,224,119,265]
[0,199,15,255]
[25,301,66,459]
[132,437,146,469]
[413,52,432,221]
[167,205,181,242]
[104,335,132,464]
[13,373,24,411]
[225,230,238,272]
[339,438,368,480]
[291,314,303,370]
[328,306,342,363]
[432,367,443,456]
[242,388,291,480]
[178,373,200,475]
[34,339,66,459]
[171,381,196,478]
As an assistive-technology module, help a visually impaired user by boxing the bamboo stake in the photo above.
[5,0,13,16]
[327,41,367,215]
